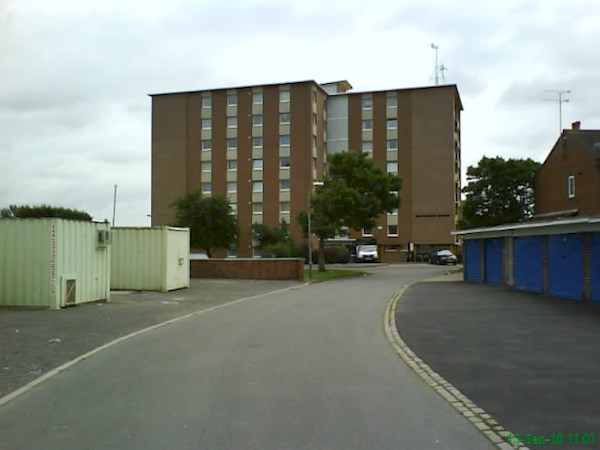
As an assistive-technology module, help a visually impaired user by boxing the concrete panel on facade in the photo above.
[201,151,212,162]
[547,233,584,301]
[386,107,397,118]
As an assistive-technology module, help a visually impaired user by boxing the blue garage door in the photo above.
[464,239,481,282]
[514,236,543,293]
[484,238,503,284]
[590,233,600,303]
[547,234,583,301]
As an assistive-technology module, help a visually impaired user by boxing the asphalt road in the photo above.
[0,266,495,450]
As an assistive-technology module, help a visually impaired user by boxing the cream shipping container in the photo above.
[110,227,190,292]
[0,218,111,309]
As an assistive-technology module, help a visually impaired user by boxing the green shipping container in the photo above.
[0,219,111,309]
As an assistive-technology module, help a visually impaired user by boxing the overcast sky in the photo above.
[1,0,598,225]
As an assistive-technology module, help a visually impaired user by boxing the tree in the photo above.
[298,151,402,271]
[461,156,541,228]
[252,220,294,257]
[0,204,92,221]
[171,191,238,257]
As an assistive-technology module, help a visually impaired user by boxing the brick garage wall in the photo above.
[190,258,304,281]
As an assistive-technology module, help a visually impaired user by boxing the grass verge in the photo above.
[304,268,368,282]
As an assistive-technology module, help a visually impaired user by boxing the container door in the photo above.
[514,236,543,293]
[591,233,600,303]
[464,239,481,282]
[484,238,503,284]
[547,234,583,301]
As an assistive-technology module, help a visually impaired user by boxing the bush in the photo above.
[1,204,92,221]
[260,242,294,258]
[324,245,351,264]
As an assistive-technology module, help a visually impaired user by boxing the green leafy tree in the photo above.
[172,191,238,257]
[252,220,294,257]
[298,151,402,271]
[461,156,541,228]
[0,204,92,221]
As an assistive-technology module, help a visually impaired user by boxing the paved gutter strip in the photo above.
[384,282,531,450]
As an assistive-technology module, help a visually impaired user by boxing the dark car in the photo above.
[429,249,458,265]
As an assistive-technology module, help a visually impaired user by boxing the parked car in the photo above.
[430,249,458,265]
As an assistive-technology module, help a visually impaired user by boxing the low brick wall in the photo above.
[190,258,304,281]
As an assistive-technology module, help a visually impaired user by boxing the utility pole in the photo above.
[431,43,439,85]
[543,90,571,134]
[112,184,118,226]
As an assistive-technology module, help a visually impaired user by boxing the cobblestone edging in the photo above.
[384,283,531,450]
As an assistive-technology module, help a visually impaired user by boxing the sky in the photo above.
[1,0,598,225]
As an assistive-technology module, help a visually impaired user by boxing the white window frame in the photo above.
[388,208,399,216]
[252,159,263,170]
[387,119,398,130]
[279,90,290,103]
[279,135,290,147]
[568,175,575,198]
[387,225,399,237]
[227,94,237,106]
[253,115,263,127]
[279,113,290,125]
[201,182,211,194]
[229,203,237,215]
[202,118,212,130]
[386,96,398,108]
[227,138,237,150]
[252,137,263,149]
[201,97,211,108]
[362,228,373,237]
[252,202,263,213]
[201,161,211,172]
[227,117,237,128]
[227,159,237,171]
[362,141,373,152]
[362,120,372,131]
[279,179,290,191]
[386,139,398,150]
[253,181,263,192]
[252,92,263,104]
[201,140,212,151]
[386,161,398,173]
[279,157,291,169]
[279,201,291,213]
[362,98,373,110]
[227,182,237,193]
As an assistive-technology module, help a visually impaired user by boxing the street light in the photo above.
[308,181,325,279]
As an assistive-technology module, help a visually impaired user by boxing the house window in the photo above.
[252,92,263,104]
[280,135,290,147]
[387,139,398,150]
[362,120,372,131]
[252,202,263,213]
[362,98,373,110]
[387,225,398,236]
[280,201,290,213]
[362,227,373,236]
[362,141,373,152]
[201,140,212,151]
[279,179,290,191]
[279,113,290,125]
[201,161,211,172]
[568,175,575,198]
[279,156,290,168]
[201,182,211,194]
[253,115,263,126]
[252,137,263,148]
[388,208,398,216]
[386,96,397,108]
[227,117,237,128]
[227,159,237,170]
[252,159,263,170]
[229,203,237,215]
[227,94,237,106]
[280,89,290,102]
[227,138,237,149]
[202,118,212,130]
[386,161,398,173]
[387,119,398,129]
[253,181,263,192]
[227,182,237,193]
[201,97,211,108]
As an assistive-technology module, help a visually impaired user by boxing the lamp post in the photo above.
[308,181,324,279]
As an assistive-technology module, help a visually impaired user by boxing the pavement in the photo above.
[395,277,600,450]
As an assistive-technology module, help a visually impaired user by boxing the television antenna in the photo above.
[543,90,571,134]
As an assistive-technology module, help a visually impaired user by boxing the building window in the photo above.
[280,201,290,213]
[227,117,237,128]
[279,113,290,125]
[279,179,290,191]
[227,159,237,170]
[201,182,211,194]
[252,92,263,104]
[252,137,263,148]
[253,115,263,126]
[227,138,237,149]
[362,227,373,236]
[280,89,290,102]
[227,94,237,106]
[227,182,237,193]
[312,113,317,125]
[362,141,373,152]
[568,175,575,198]
[362,120,372,131]
[386,96,397,108]
[387,225,398,236]
[280,135,290,147]
[202,118,212,130]
[279,156,290,169]
[201,97,211,108]
[252,159,263,170]
[388,208,398,216]
[362,98,372,110]
[387,139,398,150]
[386,161,398,173]
[201,140,212,151]
[230,203,237,215]
[253,181,263,192]
[387,119,398,129]
[252,202,263,213]
[201,161,211,172]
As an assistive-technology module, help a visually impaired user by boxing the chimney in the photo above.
[572,121,581,130]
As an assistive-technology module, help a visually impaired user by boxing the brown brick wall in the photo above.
[190,258,304,281]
